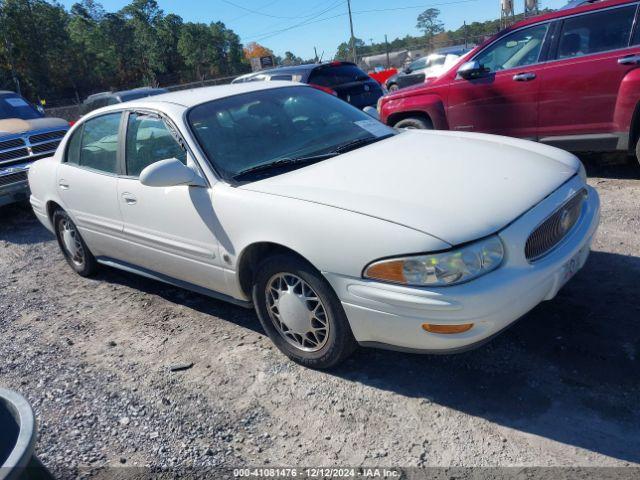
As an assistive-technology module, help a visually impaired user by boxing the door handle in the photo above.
[618,54,640,65]
[121,193,137,205]
[58,180,69,190]
[513,72,536,82]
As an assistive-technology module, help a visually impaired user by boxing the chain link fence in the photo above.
[44,74,238,121]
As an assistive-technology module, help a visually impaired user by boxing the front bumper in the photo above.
[0,162,32,207]
[325,176,600,353]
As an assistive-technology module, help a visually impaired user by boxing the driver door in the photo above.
[447,22,551,138]
[115,110,227,293]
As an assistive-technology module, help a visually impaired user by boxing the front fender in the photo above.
[212,185,450,301]
[381,93,448,129]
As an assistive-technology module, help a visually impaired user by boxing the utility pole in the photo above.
[347,0,357,63]
[384,34,390,68]
[463,21,468,49]
[314,46,319,63]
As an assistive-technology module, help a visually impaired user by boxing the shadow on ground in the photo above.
[332,250,640,463]
[2,197,639,463]
[579,152,640,180]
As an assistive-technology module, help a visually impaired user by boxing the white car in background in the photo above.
[28,82,599,369]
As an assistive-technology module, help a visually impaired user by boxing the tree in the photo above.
[416,8,444,46]
[243,41,273,59]
[281,51,302,66]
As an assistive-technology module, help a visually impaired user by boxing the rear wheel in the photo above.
[53,209,97,277]
[252,254,357,369]
[394,116,433,130]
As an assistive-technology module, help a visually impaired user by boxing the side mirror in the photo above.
[457,60,486,80]
[139,158,206,188]
[403,67,412,74]
[363,106,380,121]
[35,104,45,115]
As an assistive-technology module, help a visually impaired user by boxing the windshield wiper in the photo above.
[232,153,337,181]
[331,134,393,155]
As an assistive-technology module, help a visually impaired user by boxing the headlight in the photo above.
[363,235,504,287]
[578,161,587,183]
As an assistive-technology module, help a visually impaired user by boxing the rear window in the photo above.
[557,5,635,59]
[308,64,369,87]
[0,94,42,120]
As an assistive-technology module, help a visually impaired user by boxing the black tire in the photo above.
[388,83,399,92]
[635,135,640,167]
[53,209,97,277]
[252,254,357,369]
[394,116,433,130]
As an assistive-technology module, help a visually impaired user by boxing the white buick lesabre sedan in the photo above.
[28,82,600,368]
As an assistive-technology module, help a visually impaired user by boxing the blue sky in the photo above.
[58,0,569,59]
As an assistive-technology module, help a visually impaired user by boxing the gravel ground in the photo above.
[1,154,639,478]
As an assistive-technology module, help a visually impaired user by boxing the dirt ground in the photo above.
[1,154,639,477]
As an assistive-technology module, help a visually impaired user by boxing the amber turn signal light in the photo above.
[421,323,474,334]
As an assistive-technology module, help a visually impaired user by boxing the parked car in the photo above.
[0,91,69,208]
[232,61,384,110]
[80,87,168,115]
[385,49,470,91]
[28,82,599,368]
[378,0,640,163]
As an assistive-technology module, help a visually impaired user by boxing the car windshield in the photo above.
[187,86,395,181]
[0,93,43,120]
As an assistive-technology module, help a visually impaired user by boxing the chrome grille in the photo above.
[0,147,29,162]
[0,138,25,150]
[0,171,28,187]
[29,130,66,144]
[525,189,587,262]
[31,140,61,154]
[1,127,68,167]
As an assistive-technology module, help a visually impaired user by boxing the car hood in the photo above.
[0,117,68,136]
[240,130,580,245]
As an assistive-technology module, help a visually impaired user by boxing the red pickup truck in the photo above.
[378,0,640,163]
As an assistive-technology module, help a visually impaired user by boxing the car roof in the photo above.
[235,61,359,80]
[93,81,305,112]
[505,0,634,31]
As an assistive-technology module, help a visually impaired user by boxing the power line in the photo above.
[245,0,478,43]
[223,0,342,20]
[245,0,346,41]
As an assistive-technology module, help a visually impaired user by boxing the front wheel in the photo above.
[252,254,357,369]
[53,209,97,277]
[394,117,433,130]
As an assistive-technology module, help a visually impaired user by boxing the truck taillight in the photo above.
[309,84,338,96]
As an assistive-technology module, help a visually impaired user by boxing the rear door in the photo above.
[115,110,226,292]
[308,63,383,109]
[537,3,639,143]
[56,112,123,256]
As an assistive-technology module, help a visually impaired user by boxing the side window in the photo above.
[77,113,121,173]
[557,5,635,59]
[474,23,549,72]
[125,112,186,177]
[66,126,82,165]
[410,58,427,70]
